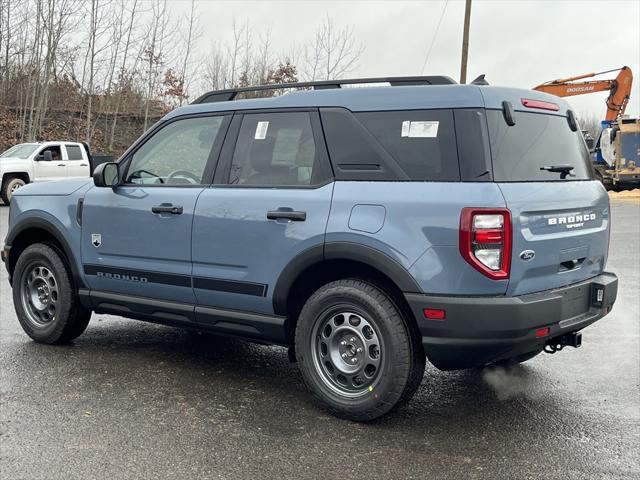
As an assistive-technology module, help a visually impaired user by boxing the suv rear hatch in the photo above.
[485,106,610,296]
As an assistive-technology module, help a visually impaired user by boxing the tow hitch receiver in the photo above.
[544,332,582,354]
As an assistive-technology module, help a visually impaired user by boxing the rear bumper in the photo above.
[405,272,618,370]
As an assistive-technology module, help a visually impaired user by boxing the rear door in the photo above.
[64,144,90,177]
[486,109,610,296]
[191,110,333,320]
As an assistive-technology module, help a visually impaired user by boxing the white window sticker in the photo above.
[401,120,411,137]
[401,120,439,138]
[255,121,269,139]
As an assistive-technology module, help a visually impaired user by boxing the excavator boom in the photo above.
[533,66,633,121]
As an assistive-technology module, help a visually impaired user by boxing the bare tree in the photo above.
[202,19,297,95]
[107,0,140,150]
[23,0,80,140]
[141,0,174,131]
[203,42,229,91]
[302,14,364,81]
[227,19,250,88]
[83,0,113,142]
[0,2,340,156]
[577,113,603,139]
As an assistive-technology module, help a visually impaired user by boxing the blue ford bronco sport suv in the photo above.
[2,76,618,421]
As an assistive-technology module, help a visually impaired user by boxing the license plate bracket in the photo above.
[591,283,606,307]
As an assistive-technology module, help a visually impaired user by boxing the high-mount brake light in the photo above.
[521,98,560,111]
[459,208,512,280]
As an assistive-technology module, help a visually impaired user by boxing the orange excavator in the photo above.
[533,66,633,121]
[534,66,638,190]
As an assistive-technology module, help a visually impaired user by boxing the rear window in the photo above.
[356,110,460,181]
[66,145,83,160]
[486,110,592,181]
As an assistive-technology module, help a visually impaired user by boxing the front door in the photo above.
[81,114,230,306]
[192,110,334,319]
[34,144,66,181]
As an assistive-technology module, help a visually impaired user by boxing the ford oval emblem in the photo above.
[520,250,536,261]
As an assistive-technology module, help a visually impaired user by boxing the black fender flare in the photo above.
[5,216,85,288]
[272,241,422,315]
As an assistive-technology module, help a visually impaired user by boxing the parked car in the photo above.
[1,77,618,421]
[0,141,111,204]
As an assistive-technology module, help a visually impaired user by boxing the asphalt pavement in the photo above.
[1,199,638,480]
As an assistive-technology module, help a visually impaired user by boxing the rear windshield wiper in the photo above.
[540,165,575,179]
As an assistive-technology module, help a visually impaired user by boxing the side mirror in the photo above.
[93,162,120,188]
[36,151,53,162]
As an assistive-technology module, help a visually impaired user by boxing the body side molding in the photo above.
[79,289,287,343]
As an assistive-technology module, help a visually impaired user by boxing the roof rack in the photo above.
[192,75,456,104]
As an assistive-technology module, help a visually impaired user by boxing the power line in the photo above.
[420,0,449,75]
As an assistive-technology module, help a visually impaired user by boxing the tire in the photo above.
[295,279,424,421]
[12,243,91,344]
[1,176,26,204]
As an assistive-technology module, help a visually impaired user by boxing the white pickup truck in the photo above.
[0,142,92,204]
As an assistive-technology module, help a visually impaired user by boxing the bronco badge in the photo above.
[91,233,101,248]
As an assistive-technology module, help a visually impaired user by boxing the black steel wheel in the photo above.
[311,310,384,397]
[20,263,60,327]
[12,243,91,344]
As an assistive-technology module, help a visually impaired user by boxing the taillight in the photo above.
[459,208,512,280]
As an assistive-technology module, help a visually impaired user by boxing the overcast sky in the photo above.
[172,0,639,118]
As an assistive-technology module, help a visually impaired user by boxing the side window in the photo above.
[66,145,83,160]
[39,145,62,161]
[125,116,225,185]
[356,110,460,181]
[228,112,323,186]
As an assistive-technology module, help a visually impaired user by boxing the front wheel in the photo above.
[12,243,91,344]
[1,176,26,204]
[295,279,424,421]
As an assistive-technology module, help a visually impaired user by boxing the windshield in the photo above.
[487,111,592,181]
[0,144,39,159]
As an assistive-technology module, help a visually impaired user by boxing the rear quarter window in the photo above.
[356,110,460,181]
[486,110,593,182]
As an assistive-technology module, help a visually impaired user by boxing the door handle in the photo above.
[57,164,66,167]
[267,209,306,221]
[152,203,183,215]
[80,163,88,166]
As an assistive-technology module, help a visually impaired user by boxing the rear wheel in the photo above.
[12,243,91,344]
[295,279,424,421]
[1,176,26,204]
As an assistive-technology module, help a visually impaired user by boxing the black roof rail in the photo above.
[192,75,457,104]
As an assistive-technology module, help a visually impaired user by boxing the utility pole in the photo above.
[459,0,472,84]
